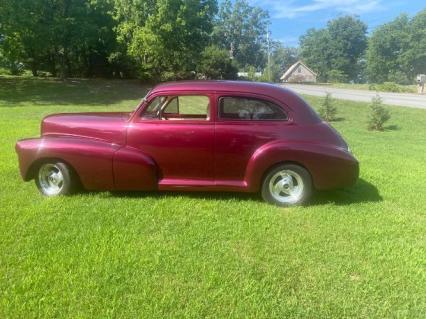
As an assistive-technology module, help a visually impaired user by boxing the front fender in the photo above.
[245,141,359,191]
[16,136,119,190]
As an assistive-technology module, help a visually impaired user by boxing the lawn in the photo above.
[1,77,425,318]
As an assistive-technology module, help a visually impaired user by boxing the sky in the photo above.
[248,0,426,46]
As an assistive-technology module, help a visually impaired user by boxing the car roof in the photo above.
[153,80,292,97]
[150,80,321,124]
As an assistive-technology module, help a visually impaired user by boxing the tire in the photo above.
[35,161,77,196]
[261,164,312,206]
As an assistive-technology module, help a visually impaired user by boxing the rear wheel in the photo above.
[35,162,76,196]
[261,164,312,206]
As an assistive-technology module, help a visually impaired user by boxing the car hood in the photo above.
[41,112,130,144]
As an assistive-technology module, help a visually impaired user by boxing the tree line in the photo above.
[300,11,426,84]
[0,0,269,80]
[0,0,425,84]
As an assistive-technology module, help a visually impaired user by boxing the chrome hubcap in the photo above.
[38,164,64,196]
[269,169,304,204]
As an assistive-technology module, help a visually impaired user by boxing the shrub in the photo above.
[327,69,348,83]
[246,65,260,81]
[388,71,411,85]
[369,82,413,93]
[318,93,337,121]
[259,70,272,82]
[368,95,390,131]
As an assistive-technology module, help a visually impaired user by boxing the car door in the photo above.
[214,94,289,183]
[127,92,214,182]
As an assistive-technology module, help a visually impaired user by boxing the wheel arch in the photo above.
[25,157,82,186]
[16,136,117,190]
[244,144,313,192]
[245,141,358,192]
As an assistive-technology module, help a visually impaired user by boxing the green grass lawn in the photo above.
[1,77,425,318]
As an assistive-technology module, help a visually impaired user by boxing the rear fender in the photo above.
[245,141,358,191]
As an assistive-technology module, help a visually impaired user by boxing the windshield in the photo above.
[142,89,152,103]
[129,89,152,117]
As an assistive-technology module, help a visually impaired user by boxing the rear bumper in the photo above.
[313,152,359,190]
[339,157,359,187]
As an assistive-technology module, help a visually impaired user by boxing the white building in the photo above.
[281,61,317,83]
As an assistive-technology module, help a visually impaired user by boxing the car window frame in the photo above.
[133,91,214,124]
[216,94,291,123]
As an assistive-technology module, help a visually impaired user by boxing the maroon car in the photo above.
[15,81,358,206]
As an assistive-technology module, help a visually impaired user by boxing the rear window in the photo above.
[219,97,287,120]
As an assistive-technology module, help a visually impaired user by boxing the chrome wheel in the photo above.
[268,169,304,204]
[38,163,64,196]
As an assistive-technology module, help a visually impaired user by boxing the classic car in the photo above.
[15,81,358,206]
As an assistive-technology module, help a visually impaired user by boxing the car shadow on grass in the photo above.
[104,178,381,206]
[310,178,382,206]
[108,189,263,203]
[385,124,399,131]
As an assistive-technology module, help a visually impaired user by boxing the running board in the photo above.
[158,178,248,192]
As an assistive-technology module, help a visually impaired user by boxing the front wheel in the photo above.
[261,164,312,206]
[35,162,76,196]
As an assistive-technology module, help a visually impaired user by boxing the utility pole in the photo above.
[266,26,271,82]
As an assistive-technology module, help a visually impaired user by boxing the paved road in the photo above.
[282,84,426,109]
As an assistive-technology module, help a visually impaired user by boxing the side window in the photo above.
[165,97,178,114]
[163,95,210,120]
[219,97,288,120]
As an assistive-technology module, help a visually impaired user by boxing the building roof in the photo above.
[280,61,317,81]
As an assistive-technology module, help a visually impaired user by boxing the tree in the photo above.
[0,32,25,75]
[300,16,367,82]
[116,0,217,80]
[0,0,49,75]
[327,69,348,83]
[0,0,118,78]
[327,16,367,81]
[213,0,269,70]
[197,45,237,79]
[405,9,426,77]
[112,0,157,77]
[45,0,118,78]
[367,9,426,84]
[300,28,332,81]
[269,42,299,82]
[366,14,411,84]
